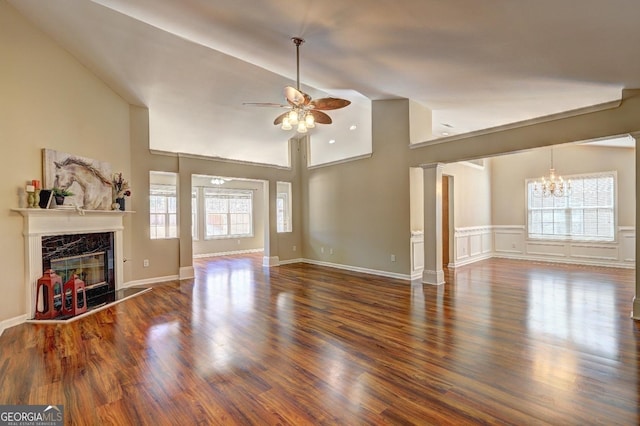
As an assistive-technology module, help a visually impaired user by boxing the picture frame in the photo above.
[38,189,55,209]
[42,149,113,210]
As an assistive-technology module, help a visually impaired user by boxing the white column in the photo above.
[114,229,124,290]
[631,133,640,320]
[262,179,280,267]
[422,163,445,285]
[25,234,43,319]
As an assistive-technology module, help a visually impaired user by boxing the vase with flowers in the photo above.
[111,172,131,211]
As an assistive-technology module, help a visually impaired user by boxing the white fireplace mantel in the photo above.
[12,208,132,319]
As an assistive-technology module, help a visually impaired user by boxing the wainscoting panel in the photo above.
[619,227,635,265]
[411,226,633,276]
[570,244,618,261]
[526,241,567,257]
[490,225,635,269]
[452,226,493,267]
[411,234,424,274]
[494,226,525,255]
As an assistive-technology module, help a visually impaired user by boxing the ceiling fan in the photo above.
[244,37,351,134]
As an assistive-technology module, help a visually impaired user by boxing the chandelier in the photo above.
[210,177,228,185]
[534,149,571,197]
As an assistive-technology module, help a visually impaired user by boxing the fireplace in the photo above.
[12,208,127,320]
[43,232,115,310]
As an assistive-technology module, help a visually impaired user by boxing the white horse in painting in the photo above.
[54,157,112,210]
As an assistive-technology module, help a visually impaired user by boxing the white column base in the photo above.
[631,296,640,320]
[263,256,280,267]
[179,266,195,280]
[422,268,445,285]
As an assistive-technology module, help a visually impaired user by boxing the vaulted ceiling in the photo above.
[9,0,640,166]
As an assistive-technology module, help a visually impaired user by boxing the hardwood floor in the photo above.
[1,256,638,425]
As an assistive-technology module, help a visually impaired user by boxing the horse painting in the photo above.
[53,157,112,210]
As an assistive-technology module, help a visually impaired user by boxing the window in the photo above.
[527,172,615,241]
[149,171,178,240]
[276,181,292,233]
[204,188,253,239]
[150,183,178,239]
[191,188,198,241]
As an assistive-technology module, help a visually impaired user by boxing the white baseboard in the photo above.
[263,256,280,267]
[422,268,445,285]
[0,314,29,337]
[193,248,263,258]
[410,271,423,281]
[179,266,195,279]
[493,253,636,269]
[279,257,304,265]
[301,258,412,281]
[449,253,493,269]
[123,275,180,288]
[632,296,640,320]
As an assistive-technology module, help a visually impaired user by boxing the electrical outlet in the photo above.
[391,254,396,262]
[237,239,241,245]
[292,245,296,252]
[321,247,324,254]
[143,259,149,267]
[329,248,334,255]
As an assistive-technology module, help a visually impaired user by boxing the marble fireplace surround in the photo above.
[13,208,128,319]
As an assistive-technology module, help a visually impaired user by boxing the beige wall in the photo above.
[128,107,181,282]
[410,160,492,235]
[443,160,493,228]
[492,144,635,226]
[301,100,412,274]
[409,167,424,232]
[1,2,131,321]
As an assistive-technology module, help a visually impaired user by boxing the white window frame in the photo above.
[191,188,199,241]
[204,188,253,239]
[150,183,178,239]
[276,182,292,233]
[526,171,616,242]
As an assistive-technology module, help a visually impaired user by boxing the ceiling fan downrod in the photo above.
[292,37,304,91]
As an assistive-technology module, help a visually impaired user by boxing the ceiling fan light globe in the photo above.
[281,116,292,130]
[297,121,308,133]
[305,113,315,128]
[289,110,299,125]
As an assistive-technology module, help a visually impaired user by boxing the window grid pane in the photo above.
[276,182,292,233]
[204,189,253,239]
[150,183,178,240]
[191,190,198,240]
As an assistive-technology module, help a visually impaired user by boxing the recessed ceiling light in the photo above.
[329,139,336,144]
[349,125,357,130]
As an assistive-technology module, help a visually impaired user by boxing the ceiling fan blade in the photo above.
[284,86,306,106]
[310,97,351,110]
[243,102,290,108]
[309,110,332,125]
[273,111,290,125]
